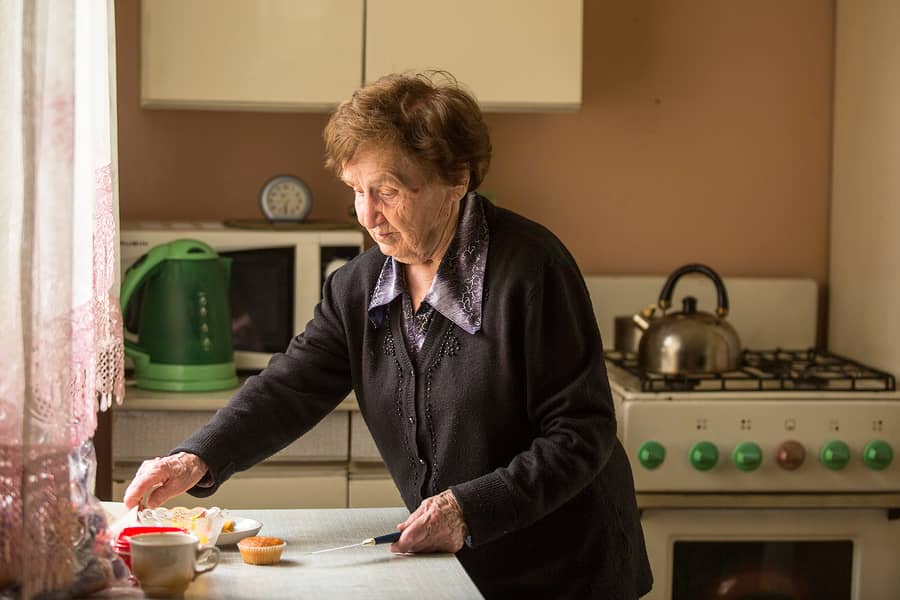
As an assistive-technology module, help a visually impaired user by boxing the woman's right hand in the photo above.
[123,452,209,509]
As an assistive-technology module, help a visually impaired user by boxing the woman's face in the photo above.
[342,147,468,265]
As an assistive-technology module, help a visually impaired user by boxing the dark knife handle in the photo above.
[372,531,402,545]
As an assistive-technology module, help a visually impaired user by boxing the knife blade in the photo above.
[309,531,402,554]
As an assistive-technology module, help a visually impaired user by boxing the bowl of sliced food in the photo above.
[137,506,226,547]
[216,516,263,546]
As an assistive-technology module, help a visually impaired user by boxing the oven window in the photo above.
[672,540,853,600]
[223,247,294,354]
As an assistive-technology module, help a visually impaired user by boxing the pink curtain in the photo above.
[0,0,124,597]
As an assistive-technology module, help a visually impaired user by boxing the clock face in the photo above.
[259,175,312,222]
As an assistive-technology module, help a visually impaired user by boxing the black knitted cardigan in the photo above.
[175,197,653,599]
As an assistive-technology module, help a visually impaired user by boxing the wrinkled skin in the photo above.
[391,489,468,554]
[123,452,208,509]
[342,146,467,268]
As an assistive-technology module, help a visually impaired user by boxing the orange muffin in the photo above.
[237,536,286,565]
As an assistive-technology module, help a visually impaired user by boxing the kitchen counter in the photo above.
[108,506,482,599]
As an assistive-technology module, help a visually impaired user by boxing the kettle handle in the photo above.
[657,263,730,317]
[120,245,169,362]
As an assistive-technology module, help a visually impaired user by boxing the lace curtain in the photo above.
[0,0,124,597]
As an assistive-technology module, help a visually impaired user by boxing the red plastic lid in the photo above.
[117,526,186,550]
[115,526,188,570]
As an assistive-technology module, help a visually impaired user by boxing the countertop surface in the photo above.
[108,506,482,599]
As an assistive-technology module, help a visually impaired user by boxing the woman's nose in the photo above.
[355,193,382,229]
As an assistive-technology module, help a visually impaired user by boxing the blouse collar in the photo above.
[368,192,489,335]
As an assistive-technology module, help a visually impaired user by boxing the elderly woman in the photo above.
[124,72,653,599]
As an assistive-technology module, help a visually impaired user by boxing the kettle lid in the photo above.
[681,295,698,315]
[160,239,220,261]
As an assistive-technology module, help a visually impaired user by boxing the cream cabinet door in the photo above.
[113,463,348,509]
[348,465,404,508]
[141,0,364,111]
[365,0,583,111]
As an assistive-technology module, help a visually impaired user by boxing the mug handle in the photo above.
[194,546,220,578]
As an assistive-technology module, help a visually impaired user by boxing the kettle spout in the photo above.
[632,305,656,331]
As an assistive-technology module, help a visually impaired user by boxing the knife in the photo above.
[309,531,402,554]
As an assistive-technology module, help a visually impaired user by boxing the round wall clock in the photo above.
[259,175,313,222]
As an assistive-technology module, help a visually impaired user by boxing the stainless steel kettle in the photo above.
[635,264,741,375]
[614,305,656,353]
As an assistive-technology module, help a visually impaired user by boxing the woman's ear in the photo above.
[454,171,471,199]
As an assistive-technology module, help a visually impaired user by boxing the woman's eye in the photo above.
[379,188,398,200]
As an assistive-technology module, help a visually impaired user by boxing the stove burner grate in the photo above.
[603,348,897,393]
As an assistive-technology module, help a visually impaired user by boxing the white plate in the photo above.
[216,517,263,546]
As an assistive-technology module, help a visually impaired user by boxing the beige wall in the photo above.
[829,1,900,372]
[115,0,834,282]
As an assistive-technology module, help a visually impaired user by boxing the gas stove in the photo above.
[606,348,896,393]
[590,277,900,598]
[605,349,900,495]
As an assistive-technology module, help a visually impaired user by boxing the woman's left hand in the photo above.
[391,489,468,553]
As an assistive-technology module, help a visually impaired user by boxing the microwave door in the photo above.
[223,247,294,365]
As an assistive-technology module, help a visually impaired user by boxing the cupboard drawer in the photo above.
[113,410,349,462]
[113,463,348,509]
[349,412,383,461]
[348,464,403,508]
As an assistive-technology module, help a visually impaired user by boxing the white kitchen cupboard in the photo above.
[113,463,349,510]
[109,383,405,509]
[110,396,352,509]
[140,0,582,111]
[348,412,404,508]
[348,464,404,508]
[829,1,900,374]
[140,0,364,110]
[365,0,583,111]
[112,410,350,463]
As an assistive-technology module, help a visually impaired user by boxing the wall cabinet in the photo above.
[365,0,583,111]
[141,0,364,110]
[140,0,582,111]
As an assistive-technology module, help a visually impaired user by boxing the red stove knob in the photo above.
[775,440,806,470]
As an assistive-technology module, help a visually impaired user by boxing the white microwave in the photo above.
[120,221,365,372]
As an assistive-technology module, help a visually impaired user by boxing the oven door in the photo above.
[641,508,900,600]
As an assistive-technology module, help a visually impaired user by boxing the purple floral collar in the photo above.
[368,192,489,336]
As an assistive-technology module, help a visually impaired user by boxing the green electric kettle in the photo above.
[121,239,238,391]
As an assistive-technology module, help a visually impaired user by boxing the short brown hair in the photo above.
[324,71,492,192]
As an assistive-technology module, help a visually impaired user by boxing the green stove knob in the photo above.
[689,441,719,471]
[733,441,763,472]
[820,440,851,470]
[863,440,893,470]
[638,441,666,470]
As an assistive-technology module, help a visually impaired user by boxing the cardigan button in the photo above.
[419,459,425,465]
[408,416,415,424]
